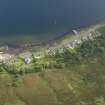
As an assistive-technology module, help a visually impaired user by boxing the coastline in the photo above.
[0,19,105,71]
[0,19,105,55]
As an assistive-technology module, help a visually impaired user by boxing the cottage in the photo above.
[72,30,79,35]
[24,57,31,64]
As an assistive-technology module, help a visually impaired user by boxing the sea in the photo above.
[0,0,105,45]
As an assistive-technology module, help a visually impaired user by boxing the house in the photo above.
[65,42,75,49]
[24,57,31,64]
[72,29,79,35]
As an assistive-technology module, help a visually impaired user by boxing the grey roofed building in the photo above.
[24,57,31,64]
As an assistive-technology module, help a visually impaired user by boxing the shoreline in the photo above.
[0,20,105,62]
[0,19,105,55]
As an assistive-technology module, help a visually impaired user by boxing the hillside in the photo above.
[0,23,105,105]
[1,53,105,105]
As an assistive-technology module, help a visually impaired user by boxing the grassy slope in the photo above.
[1,23,105,105]
[0,53,105,105]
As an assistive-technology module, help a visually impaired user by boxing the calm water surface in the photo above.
[0,0,105,44]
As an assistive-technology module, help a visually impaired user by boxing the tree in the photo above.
[95,96,105,105]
